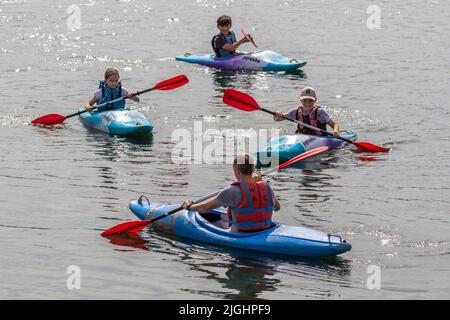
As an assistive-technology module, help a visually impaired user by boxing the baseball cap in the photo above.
[300,87,317,101]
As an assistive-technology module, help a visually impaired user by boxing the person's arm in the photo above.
[327,119,340,137]
[274,108,297,122]
[273,197,281,211]
[222,36,250,52]
[273,111,286,122]
[269,187,281,211]
[182,196,221,213]
[123,87,140,102]
[85,96,98,111]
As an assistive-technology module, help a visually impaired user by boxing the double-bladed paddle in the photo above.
[100,145,327,237]
[241,29,257,48]
[222,89,390,153]
[31,75,189,126]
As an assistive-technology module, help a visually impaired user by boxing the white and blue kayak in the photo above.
[175,50,306,72]
[129,196,352,258]
[78,108,153,136]
[256,131,358,165]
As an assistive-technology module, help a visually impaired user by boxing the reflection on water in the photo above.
[210,68,307,95]
[82,127,154,161]
[103,229,352,299]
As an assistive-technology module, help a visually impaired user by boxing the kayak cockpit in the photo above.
[193,210,281,238]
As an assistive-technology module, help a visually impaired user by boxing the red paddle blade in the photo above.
[354,141,390,153]
[101,220,150,236]
[31,114,66,125]
[223,89,261,112]
[152,74,189,91]
[241,29,257,48]
[278,146,329,170]
[103,234,148,250]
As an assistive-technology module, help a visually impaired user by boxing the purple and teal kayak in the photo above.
[256,131,357,165]
[175,50,306,71]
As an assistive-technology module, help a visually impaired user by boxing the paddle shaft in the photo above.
[63,86,160,120]
[260,107,355,144]
[146,190,220,224]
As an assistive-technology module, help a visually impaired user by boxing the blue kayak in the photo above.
[256,131,357,165]
[79,108,153,136]
[129,197,351,258]
[175,50,306,72]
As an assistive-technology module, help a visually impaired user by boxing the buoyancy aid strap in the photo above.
[264,180,274,207]
[240,179,253,208]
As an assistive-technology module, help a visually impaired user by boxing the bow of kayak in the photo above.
[256,131,357,165]
[129,198,351,258]
[79,108,153,136]
[175,50,306,72]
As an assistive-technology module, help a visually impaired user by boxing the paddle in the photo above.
[101,191,220,236]
[100,146,324,237]
[223,89,390,153]
[263,146,329,174]
[31,74,189,126]
[241,29,257,48]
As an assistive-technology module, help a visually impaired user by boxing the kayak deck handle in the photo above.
[184,53,191,57]
[138,195,150,206]
[328,233,345,244]
[289,58,299,64]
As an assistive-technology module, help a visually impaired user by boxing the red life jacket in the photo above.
[227,179,274,232]
[295,105,327,136]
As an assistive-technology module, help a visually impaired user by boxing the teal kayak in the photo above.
[175,50,306,72]
[128,196,352,258]
[78,108,153,136]
[257,131,357,165]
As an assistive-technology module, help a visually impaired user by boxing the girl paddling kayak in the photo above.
[85,68,138,112]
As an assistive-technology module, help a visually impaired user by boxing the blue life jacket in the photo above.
[211,31,237,58]
[96,80,125,112]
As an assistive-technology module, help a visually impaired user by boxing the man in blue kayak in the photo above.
[182,154,281,232]
[211,15,252,58]
[274,86,341,137]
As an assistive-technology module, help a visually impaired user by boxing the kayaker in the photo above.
[182,154,281,232]
[274,87,341,137]
[85,68,136,112]
[211,15,252,58]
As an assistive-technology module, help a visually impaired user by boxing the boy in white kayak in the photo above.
[211,15,252,58]
[274,86,340,137]
[85,68,137,112]
[182,154,281,232]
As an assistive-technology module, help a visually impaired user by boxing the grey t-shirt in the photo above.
[217,184,280,211]
[285,106,332,125]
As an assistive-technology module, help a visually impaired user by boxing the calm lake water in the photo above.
[1,0,449,299]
